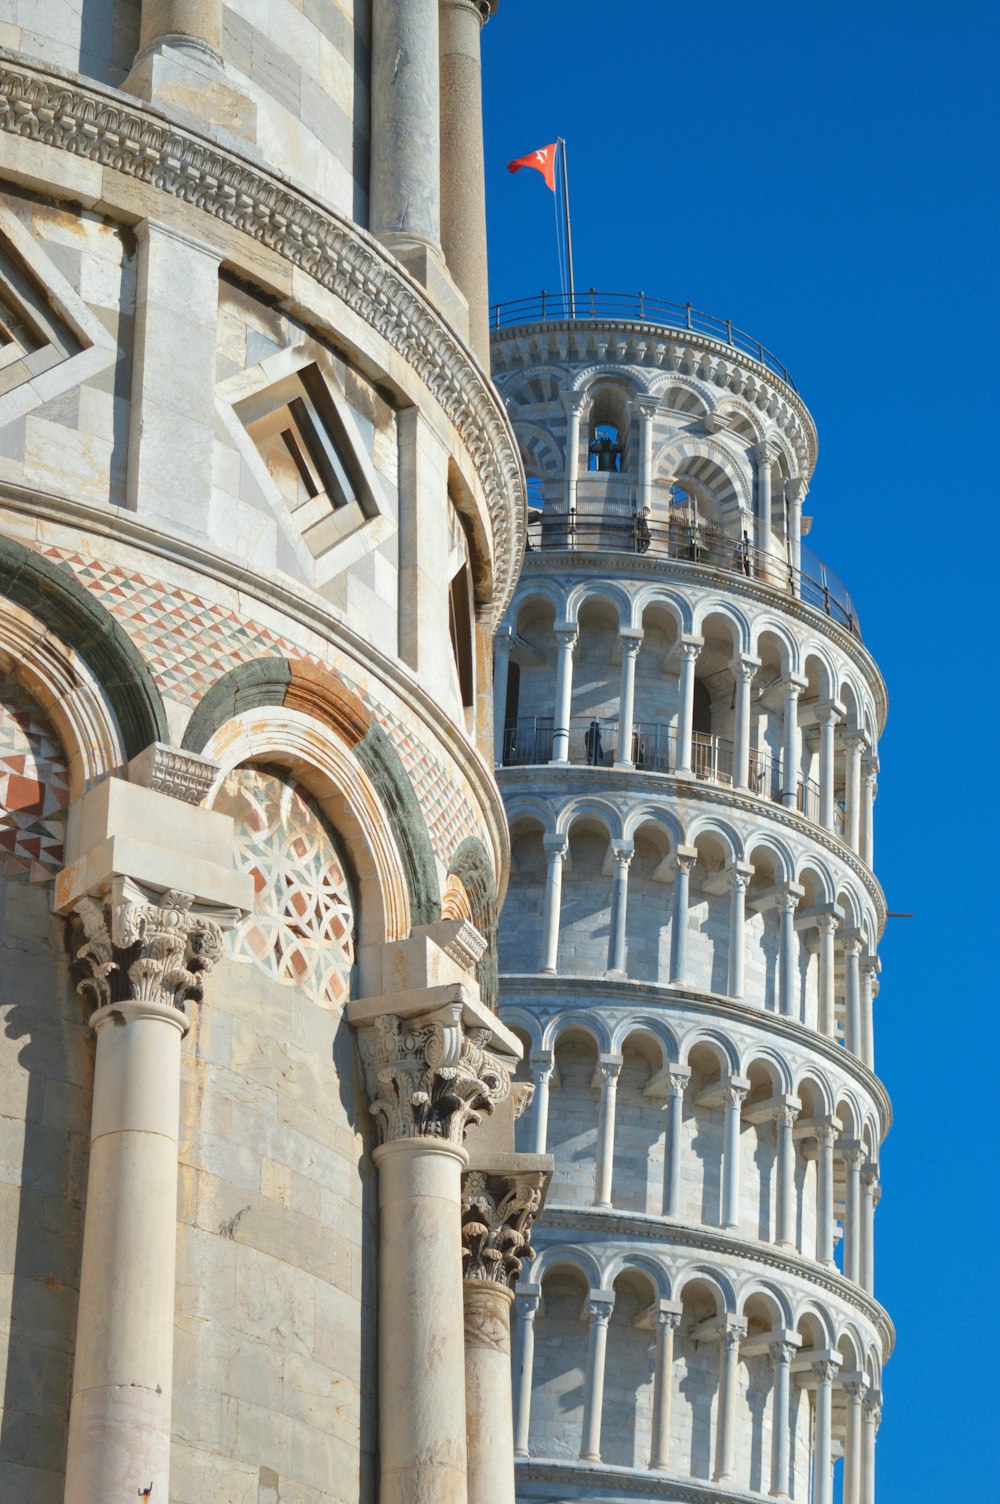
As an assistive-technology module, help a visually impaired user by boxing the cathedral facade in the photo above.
[0,4,549,1504]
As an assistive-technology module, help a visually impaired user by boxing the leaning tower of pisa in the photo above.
[492,294,889,1504]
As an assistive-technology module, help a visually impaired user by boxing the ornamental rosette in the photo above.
[461,1170,543,1288]
[358,1013,512,1145]
[74,888,225,1014]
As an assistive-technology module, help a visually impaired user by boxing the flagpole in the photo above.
[559,137,576,315]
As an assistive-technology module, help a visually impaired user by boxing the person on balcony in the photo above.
[585,719,604,765]
[634,508,652,553]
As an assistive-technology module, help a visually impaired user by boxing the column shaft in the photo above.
[860,1170,878,1294]
[843,1385,866,1504]
[371,0,442,252]
[755,445,773,553]
[818,710,837,830]
[615,638,641,767]
[816,1129,835,1266]
[728,871,749,1000]
[669,857,693,985]
[530,1063,551,1155]
[812,1366,835,1504]
[769,1343,794,1498]
[551,630,577,763]
[714,1328,742,1481]
[778,894,800,1018]
[733,663,754,790]
[539,839,566,973]
[593,1066,619,1208]
[664,1079,686,1218]
[844,735,863,850]
[580,1302,612,1461]
[439,0,492,360]
[493,639,512,764]
[843,940,863,1055]
[464,1280,515,1504]
[606,849,631,975]
[817,917,837,1038]
[843,1150,863,1283]
[782,682,801,807]
[862,1400,880,1504]
[563,397,585,512]
[861,763,877,866]
[675,643,699,773]
[512,1298,539,1457]
[137,0,221,54]
[650,1313,679,1469]
[721,1087,745,1231]
[861,961,878,1071]
[374,1139,469,1504]
[775,1107,797,1248]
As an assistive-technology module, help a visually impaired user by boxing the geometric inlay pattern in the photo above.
[215,766,355,1010]
[0,670,69,882]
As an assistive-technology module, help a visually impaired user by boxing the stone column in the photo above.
[714,1320,747,1482]
[580,1293,615,1462]
[810,1359,838,1504]
[551,626,578,764]
[512,1289,540,1457]
[815,703,841,831]
[862,1392,881,1504]
[614,632,643,767]
[753,441,776,554]
[124,0,254,130]
[843,732,866,851]
[841,934,863,1056]
[593,1059,622,1208]
[860,1164,879,1294]
[539,834,568,974]
[606,841,634,976]
[781,678,804,807]
[769,1338,798,1498]
[731,656,759,790]
[562,392,588,512]
[529,1055,554,1155]
[778,887,802,1018]
[860,757,878,867]
[631,395,658,517]
[353,993,517,1504]
[371,0,443,264]
[668,845,698,986]
[675,639,702,775]
[774,1101,799,1248]
[492,629,514,765]
[814,1123,837,1267]
[816,914,839,1038]
[727,863,754,1000]
[439,0,496,362]
[721,1079,749,1232]
[840,1143,865,1284]
[860,955,880,1070]
[841,1373,868,1504]
[461,1168,545,1504]
[649,1305,683,1470]
[663,1067,690,1217]
[64,885,228,1504]
[787,478,806,582]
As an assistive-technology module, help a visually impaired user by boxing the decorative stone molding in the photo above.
[127,742,220,805]
[461,1168,545,1287]
[357,1009,512,1145]
[0,57,524,625]
[74,881,226,1016]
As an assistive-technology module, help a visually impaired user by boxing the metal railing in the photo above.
[524,511,861,639]
[490,290,797,391]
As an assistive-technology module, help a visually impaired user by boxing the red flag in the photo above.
[507,143,557,193]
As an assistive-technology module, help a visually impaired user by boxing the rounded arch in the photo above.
[633,585,692,636]
[202,705,411,946]
[513,420,563,480]
[646,370,717,414]
[556,796,623,842]
[509,580,567,634]
[751,616,800,676]
[622,802,683,850]
[685,815,743,865]
[740,1046,793,1096]
[610,1014,679,1063]
[529,1243,605,1292]
[564,580,633,630]
[800,646,838,705]
[0,535,167,766]
[499,1006,544,1056]
[572,363,647,399]
[673,1262,738,1315]
[737,1279,794,1330]
[744,832,796,885]
[793,1300,836,1349]
[652,435,752,517]
[792,1070,835,1118]
[678,1026,740,1076]
[544,1010,613,1056]
[603,1250,670,1298]
[505,795,557,838]
[794,859,835,905]
[501,368,566,408]
[448,837,498,1009]
[692,598,752,656]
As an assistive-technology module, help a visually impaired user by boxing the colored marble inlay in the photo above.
[216,767,355,1010]
[0,671,69,882]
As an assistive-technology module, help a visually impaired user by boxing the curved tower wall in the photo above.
[0,6,533,1504]
[494,313,889,1504]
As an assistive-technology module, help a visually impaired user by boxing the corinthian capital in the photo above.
[74,879,227,1018]
[357,1006,512,1146]
[461,1168,546,1287]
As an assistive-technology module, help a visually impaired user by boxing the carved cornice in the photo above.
[461,1168,544,1287]
[74,884,225,1016]
[357,1009,512,1145]
[127,742,219,805]
[0,56,524,626]
[534,1205,894,1355]
[516,1457,794,1502]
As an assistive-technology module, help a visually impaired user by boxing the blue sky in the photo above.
[483,2,998,1493]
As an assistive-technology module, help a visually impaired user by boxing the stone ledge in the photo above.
[515,1456,778,1502]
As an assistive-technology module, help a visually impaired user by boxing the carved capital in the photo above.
[656,1308,682,1332]
[587,1298,613,1325]
[461,1169,544,1288]
[842,1376,869,1403]
[74,881,226,1019]
[722,1082,748,1110]
[861,1163,881,1195]
[812,1358,839,1384]
[769,1339,798,1366]
[721,1321,745,1352]
[357,1009,512,1146]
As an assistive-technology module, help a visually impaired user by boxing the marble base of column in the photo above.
[464,1281,516,1504]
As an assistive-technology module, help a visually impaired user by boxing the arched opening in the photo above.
[624,817,674,983]
[684,1042,730,1228]
[570,596,624,764]
[675,1276,727,1480]
[632,601,682,769]
[548,1028,600,1204]
[529,1263,591,1458]
[506,595,559,766]
[745,845,783,1013]
[612,1031,668,1214]
[689,831,732,996]
[559,818,614,974]
[741,1060,784,1242]
[602,1268,660,1467]
[500,817,546,972]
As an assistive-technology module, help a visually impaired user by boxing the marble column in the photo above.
[841,1144,864,1284]
[580,1294,614,1461]
[134,0,222,61]
[860,1164,879,1294]
[841,934,863,1056]
[860,955,880,1071]
[862,1392,881,1504]
[675,639,702,775]
[371,0,443,260]
[842,1374,868,1504]
[731,656,759,790]
[727,863,753,1001]
[606,841,633,976]
[753,441,776,555]
[439,0,496,362]
[778,887,801,1018]
[860,757,878,867]
[669,846,698,985]
[634,396,659,516]
[814,1124,837,1267]
[650,1306,682,1470]
[593,1060,621,1208]
[769,1338,798,1498]
[781,678,804,807]
[492,629,514,765]
[714,1321,746,1482]
[529,1056,554,1155]
[787,477,806,583]
[816,914,839,1039]
[561,392,588,512]
[462,1168,545,1504]
[65,885,228,1504]
[810,1359,838,1504]
[539,834,568,973]
[843,732,866,851]
[512,1290,540,1457]
[815,703,841,831]
[614,632,643,767]
[774,1102,799,1249]
[551,626,578,763]
[663,1068,690,1217]
[721,1080,748,1231]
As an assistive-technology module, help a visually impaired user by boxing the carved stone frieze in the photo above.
[461,1169,544,1287]
[0,58,524,625]
[74,885,225,1015]
[357,1010,512,1145]
[127,742,220,805]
